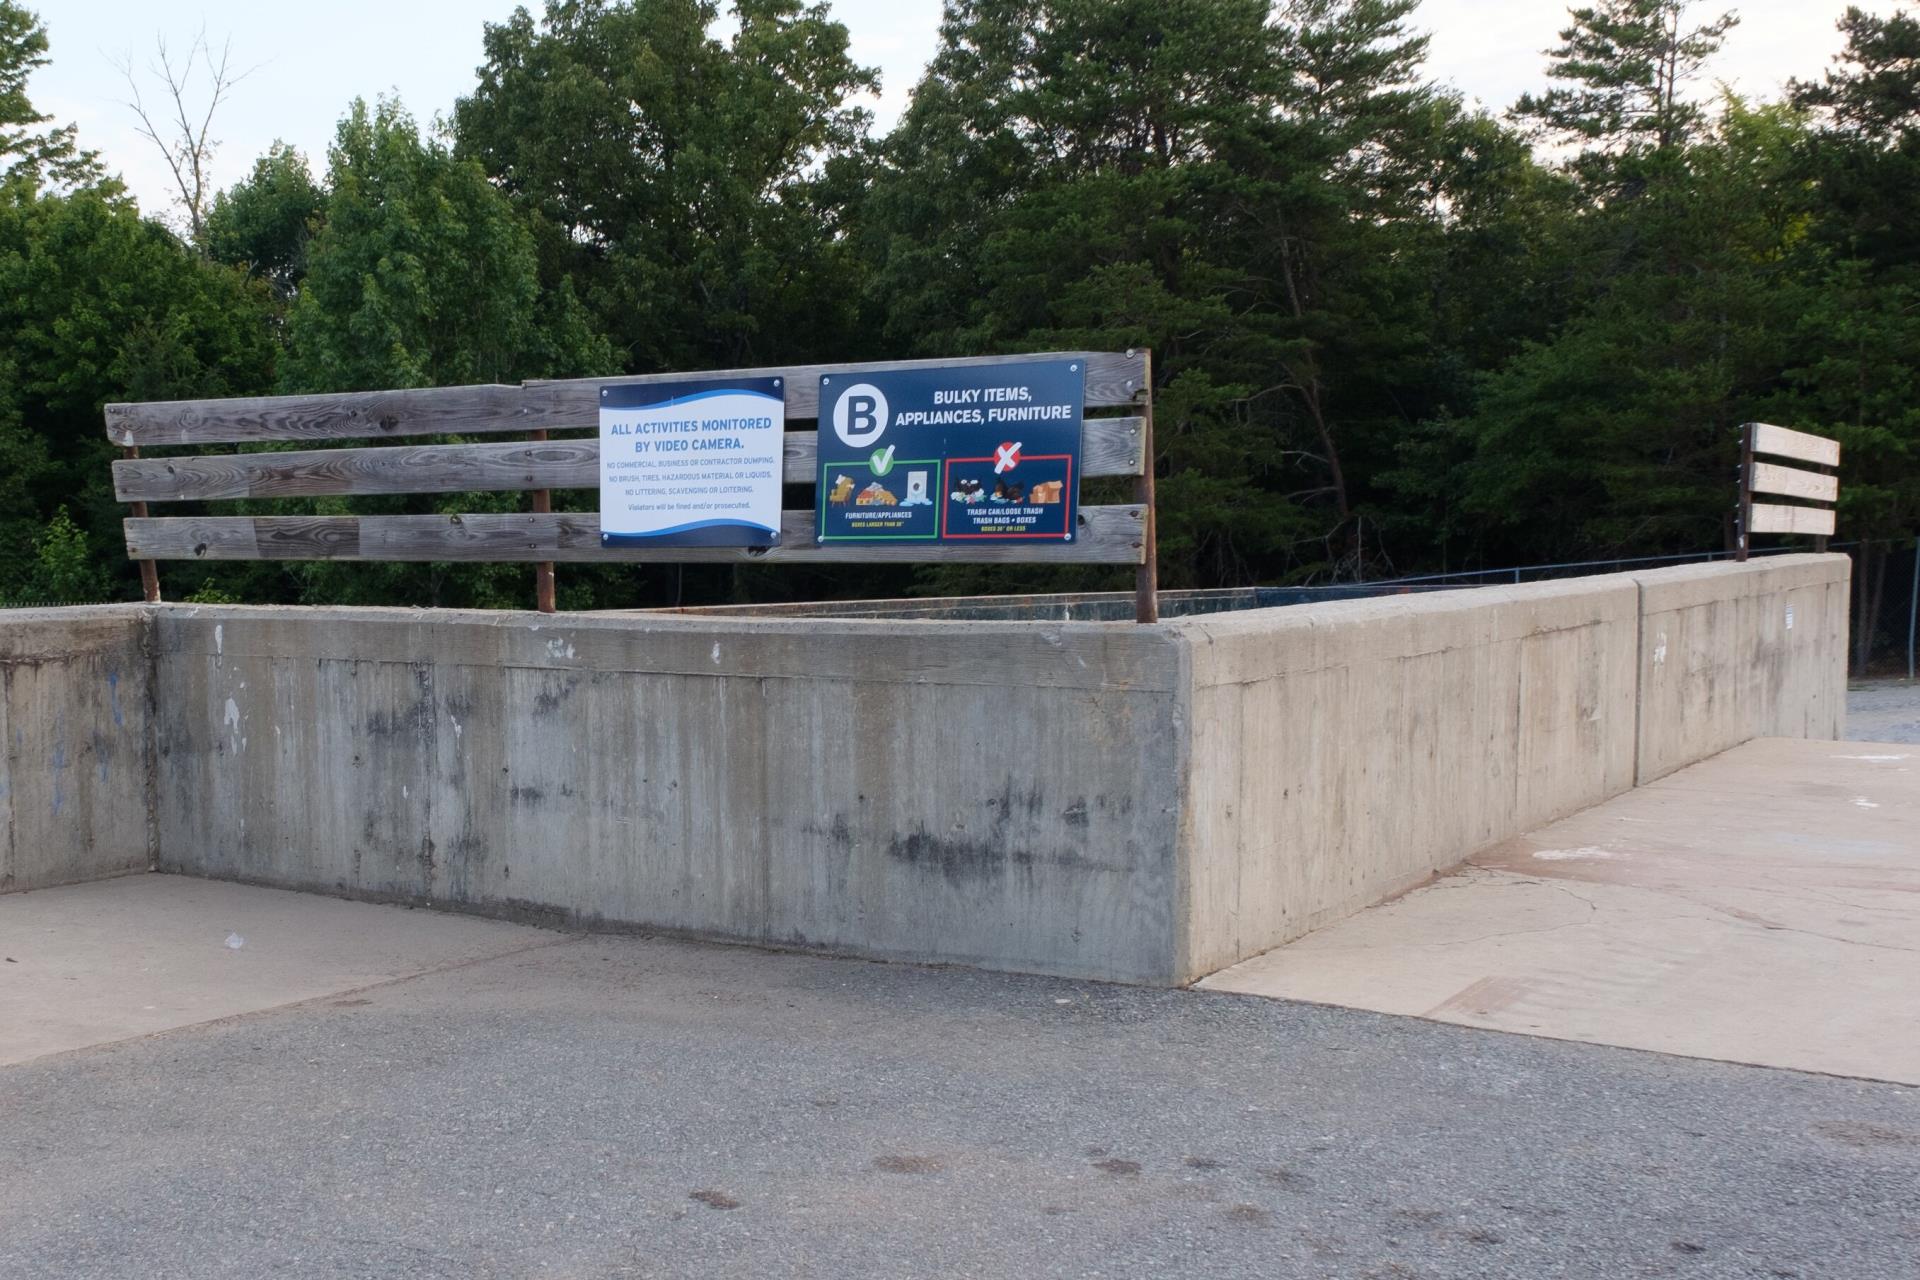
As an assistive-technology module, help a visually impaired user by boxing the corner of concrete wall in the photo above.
[1630,553,1851,784]
[0,605,155,893]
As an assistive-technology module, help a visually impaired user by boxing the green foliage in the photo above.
[0,0,1912,618]
[453,0,878,371]
[0,1,102,189]
[9,506,109,603]
[284,98,610,392]
[1514,0,1737,163]
[205,143,322,301]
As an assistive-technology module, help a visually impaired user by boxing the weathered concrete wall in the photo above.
[1631,555,1850,784]
[149,607,1190,983]
[5,553,1849,983]
[1173,578,1642,980]
[0,607,152,893]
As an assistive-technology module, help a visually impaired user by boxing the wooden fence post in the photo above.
[1134,349,1158,624]
[126,445,161,603]
[530,427,556,613]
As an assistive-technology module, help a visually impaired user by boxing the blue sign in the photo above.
[816,360,1085,544]
[599,377,785,547]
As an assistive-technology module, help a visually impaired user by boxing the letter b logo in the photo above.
[833,383,889,448]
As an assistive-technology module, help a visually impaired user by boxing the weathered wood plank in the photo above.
[106,354,1151,444]
[1749,423,1840,468]
[1748,461,1838,504]
[1748,502,1836,537]
[105,384,531,447]
[124,506,1148,564]
[525,350,1150,421]
[112,417,1148,502]
[112,440,600,501]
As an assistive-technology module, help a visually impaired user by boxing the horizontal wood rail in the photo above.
[112,418,1147,503]
[106,352,1149,446]
[124,506,1149,564]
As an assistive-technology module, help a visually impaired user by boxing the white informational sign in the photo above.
[598,376,786,547]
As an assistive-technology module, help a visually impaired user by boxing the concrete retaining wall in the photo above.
[0,606,152,892]
[1632,556,1849,783]
[1,553,1849,983]
[148,608,1190,983]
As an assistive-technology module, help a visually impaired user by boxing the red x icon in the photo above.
[993,441,1023,474]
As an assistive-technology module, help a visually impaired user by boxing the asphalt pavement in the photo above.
[4,928,1916,1279]
[1849,680,1920,744]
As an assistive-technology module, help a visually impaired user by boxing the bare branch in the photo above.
[112,26,255,249]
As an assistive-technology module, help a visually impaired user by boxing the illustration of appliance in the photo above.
[902,470,931,506]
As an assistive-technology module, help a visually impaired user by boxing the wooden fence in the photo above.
[106,350,1161,620]
[1736,422,1840,560]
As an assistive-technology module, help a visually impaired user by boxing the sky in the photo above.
[31,0,1906,223]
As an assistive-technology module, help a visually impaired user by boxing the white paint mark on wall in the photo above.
[711,642,721,665]
[1852,796,1880,809]
[1832,753,1908,762]
[1652,632,1667,665]
[545,637,577,660]
[1785,606,1795,630]
[214,624,224,655]
[223,697,240,730]
[450,715,463,741]
[1532,846,1626,861]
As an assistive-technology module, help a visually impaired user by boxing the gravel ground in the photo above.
[3,932,1916,1279]
[1849,680,1920,743]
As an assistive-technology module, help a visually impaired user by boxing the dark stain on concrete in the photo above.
[531,676,579,715]
[884,825,1132,886]
[872,1154,944,1175]
[689,1190,740,1210]
[1093,1158,1141,1176]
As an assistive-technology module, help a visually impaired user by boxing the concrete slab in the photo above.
[1201,738,1920,1084]
[0,874,563,1065]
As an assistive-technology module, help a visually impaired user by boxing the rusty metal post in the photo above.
[1133,350,1158,624]
[530,427,556,613]
[125,445,162,602]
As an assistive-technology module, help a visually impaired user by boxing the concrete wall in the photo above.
[149,607,1191,983]
[1632,555,1850,784]
[3,553,1849,983]
[1173,578,1642,979]
[0,606,152,893]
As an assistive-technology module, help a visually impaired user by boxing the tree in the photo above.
[453,0,878,372]
[205,142,322,302]
[1410,100,1815,565]
[1514,0,1737,158]
[0,180,279,599]
[1788,7,1920,668]
[864,0,1479,586]
[284,97,609,392]
[114,28,249,246]
[0,0,102,189]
